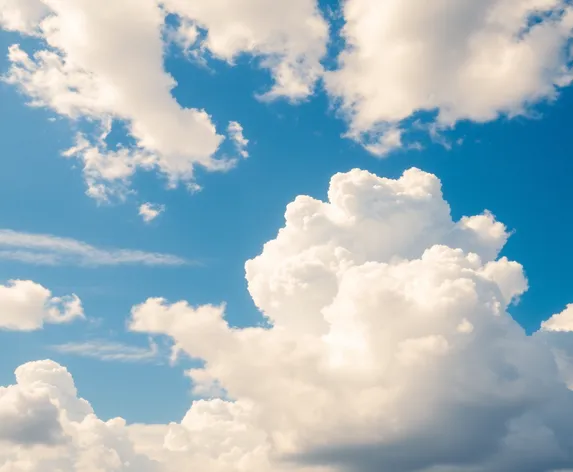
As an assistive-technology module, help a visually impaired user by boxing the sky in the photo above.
[1,1,573,471]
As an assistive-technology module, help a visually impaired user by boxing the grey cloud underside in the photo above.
[298,403,573,472]
[0,398,64,446]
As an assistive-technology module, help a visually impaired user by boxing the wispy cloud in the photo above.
[0,229,187,266]
[228,121,249,158]
[51,338,159,363]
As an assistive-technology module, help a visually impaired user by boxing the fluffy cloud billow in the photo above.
[163,0,328,101]
[2,168,573,471]
[0,360,157,471]
[326,0,573,154]
[0,0,322,202]
[0,279,83,331]
[4,0,573,195]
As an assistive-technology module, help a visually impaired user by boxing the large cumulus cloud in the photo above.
[2,168,573,471]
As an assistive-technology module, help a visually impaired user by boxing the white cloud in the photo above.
[0,229,186,266]
[541,304,573,332]
[51,339,159,363]
[127,168,572,471]
[139,203,165,223]
[227,121,249,158]
[0,360,157,470]
[170,20,199,55]
[0,0,47,34]
[0,280,83,331]
[537,305,573,389]
[1,0,245,201]
[2,168,573,471]
[162,0,329,100]
[325,0,573,154]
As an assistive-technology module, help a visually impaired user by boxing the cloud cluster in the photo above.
[0,229,186,266]
[0,0,326,202]
[0,279,83,331]
[2,0,240,201]
[4,0,573,170]
[325,0,573,154]
[3,168,571,471]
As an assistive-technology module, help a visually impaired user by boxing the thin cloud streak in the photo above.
[0,229,187,266]
[51,339,160,363]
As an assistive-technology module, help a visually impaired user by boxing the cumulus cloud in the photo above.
[139,203,165,223]
[0,280,83,331]
[325,0,573,154]
[0,360,157,470]
[127,168,573,471]
[1,0,244,201]
[0,229,186,266]
[163,0,329,100]
[129,168,572,471]
[2,168,573,471]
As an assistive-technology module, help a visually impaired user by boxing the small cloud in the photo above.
[362,126,403,157]
[139,202,165,223]
[186,182,203,194]
[227,121,249,158]
[0,280,84,332]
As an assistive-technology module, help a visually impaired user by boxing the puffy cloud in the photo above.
[162,0,329,100]
[325,0,573,154]
[1,0,243,201]
[0,360,157,471]
[139,203,165,224]
[0,280,83,331]
[0,228,186,266]
[128,168,573,471]
[3,168,573,471]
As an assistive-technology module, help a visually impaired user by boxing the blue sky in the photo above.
[2,9,573,423]
[2,2,573,471]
